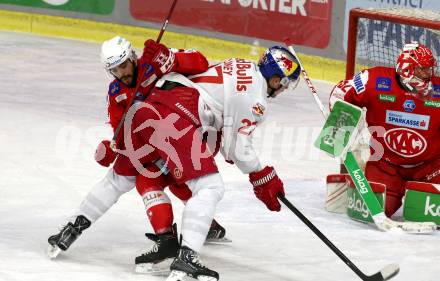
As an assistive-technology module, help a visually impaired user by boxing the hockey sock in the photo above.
[142,190,174,234]
[74,169,135,223]
[181,173,224,252]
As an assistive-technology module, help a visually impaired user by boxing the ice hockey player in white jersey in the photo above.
[141,45,301,280]
[160,45,301,175]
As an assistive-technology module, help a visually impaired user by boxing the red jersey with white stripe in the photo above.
[330,66,440,166]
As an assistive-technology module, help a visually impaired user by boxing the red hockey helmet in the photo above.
[396,42,436,96]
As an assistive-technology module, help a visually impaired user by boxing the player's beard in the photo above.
[121,74,133,87]
[119,63,138,88]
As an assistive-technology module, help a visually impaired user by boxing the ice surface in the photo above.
[0,31,438,281]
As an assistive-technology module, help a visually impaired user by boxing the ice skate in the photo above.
[205,219,231,244]
[135,226,179,274]
[47,215,91,259]
[166,246,218,281]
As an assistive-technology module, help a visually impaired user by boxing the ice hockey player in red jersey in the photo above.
[47,36,226,269]
[123,46,301,281]
[329,42,440,218]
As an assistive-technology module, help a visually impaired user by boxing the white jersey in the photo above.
[159,58,268,174]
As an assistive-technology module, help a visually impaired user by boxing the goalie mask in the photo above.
[258,46,301,97]
[101,36,137,81]
[396,42,436,96]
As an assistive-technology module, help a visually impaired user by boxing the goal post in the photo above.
[346,7,440,79]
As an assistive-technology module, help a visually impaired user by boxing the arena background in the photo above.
[1,0,438,83]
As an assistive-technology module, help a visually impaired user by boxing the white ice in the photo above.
[0,31,438,281]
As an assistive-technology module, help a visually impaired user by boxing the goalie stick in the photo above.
[110,0,178,150]
[279,195,399,281]
[283,41,436,235]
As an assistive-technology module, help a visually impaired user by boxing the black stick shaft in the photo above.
[278,194,368,280]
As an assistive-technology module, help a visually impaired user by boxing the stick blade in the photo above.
[366,264,400,281]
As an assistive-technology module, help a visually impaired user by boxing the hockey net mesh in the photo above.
[354,8,440,75]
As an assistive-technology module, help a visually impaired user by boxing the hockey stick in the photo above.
[110,0,178,150]
[283,42,436,234]
[278,194,399,281]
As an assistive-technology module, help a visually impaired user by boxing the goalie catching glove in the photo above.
[249,166,285,211]
[143,39,177,78]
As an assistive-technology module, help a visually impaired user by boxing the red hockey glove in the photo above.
[143,39,177,78]
[94,140,117,167]
[249,166,285,212]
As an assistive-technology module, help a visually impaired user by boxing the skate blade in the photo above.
[166,270,218,281]
[135,258,173,275]
[47,244,62,259]
[205,237,232,244]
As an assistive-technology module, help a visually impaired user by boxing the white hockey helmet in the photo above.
[100,36,137,73]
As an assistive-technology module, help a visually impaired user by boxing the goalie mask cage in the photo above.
[346,7,440,79]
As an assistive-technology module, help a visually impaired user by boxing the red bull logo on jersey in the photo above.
[252,103,265,117]
[236,59,253,92]
[384,128,427,158]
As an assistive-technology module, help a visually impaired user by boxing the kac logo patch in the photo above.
[375,77,391,91]
[403,100,416,112]
[384,128,427,158]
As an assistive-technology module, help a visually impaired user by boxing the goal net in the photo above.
[346,7,440,79]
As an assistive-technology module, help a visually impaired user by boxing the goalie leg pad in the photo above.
[325,174,349,213]
[403,181,440,226]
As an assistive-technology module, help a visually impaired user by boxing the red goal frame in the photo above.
[345,8,440,79]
